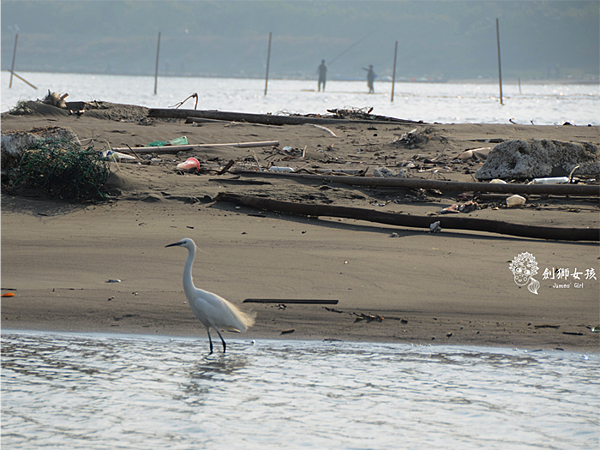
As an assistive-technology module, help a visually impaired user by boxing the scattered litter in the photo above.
[106,279,122,283]
[393,127,431,149]
[590,326,600,333]
[282,146,293,151]
[1,292,15,297]
[353,313,384,323]
[43,90,69,108]
[102,150,136,161]
[534,324,560,329]
[176,157,200,171]
[390,232,401,238]
[506,194,526,208]
[373,167,406,178]
[490,179,507,184]
[311,124,337,137]
[3,132,109,200]
[429,221,442,233]
[147,136,188,147]
[530,176,569,185]
[268,166,296,172]
[281,329,295,334]
[440,200,479,214]
[457,147,492,161]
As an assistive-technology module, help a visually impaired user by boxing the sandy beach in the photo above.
[1,102,598,352]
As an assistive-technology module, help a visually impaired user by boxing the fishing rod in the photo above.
[327,30,376,65]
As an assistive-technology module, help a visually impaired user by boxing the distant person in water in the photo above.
[363,65,376,93]
[317,60,327,92]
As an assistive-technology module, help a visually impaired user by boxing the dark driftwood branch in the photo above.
[149,108,419,125]
[234,171,600,197]
[216,192,599,241]
[243,299,339,304]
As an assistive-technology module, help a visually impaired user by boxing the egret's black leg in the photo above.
[206,328,214,354]
[215,329,227,353]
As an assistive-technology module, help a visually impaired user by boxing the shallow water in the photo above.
[2,331,598,449]
[2,71,598,125]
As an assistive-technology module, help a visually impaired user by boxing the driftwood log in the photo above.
[216,192,599,241]
[111,140,279,154]
[148,108,419,125]
[234,171,600,197]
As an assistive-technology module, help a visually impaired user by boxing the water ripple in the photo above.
[2,332,598,449]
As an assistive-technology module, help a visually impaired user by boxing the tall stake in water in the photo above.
[9,33,18,88]
[264,32,272,96]
[496,18,503,105]
[391,41,398,102]
[154,32,161,95]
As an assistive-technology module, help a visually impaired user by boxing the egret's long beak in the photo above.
[165,241,183,248]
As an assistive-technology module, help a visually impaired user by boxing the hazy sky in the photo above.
[2,1,598,80]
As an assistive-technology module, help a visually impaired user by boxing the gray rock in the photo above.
[475,139,600,180]
[1,127,81,168]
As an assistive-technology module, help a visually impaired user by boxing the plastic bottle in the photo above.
[531,176,569,185]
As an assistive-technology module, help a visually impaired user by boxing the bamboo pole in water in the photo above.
[496,18,503,105]
[264,32,272,96]
[9,33,18,88]
[154,32,161,95]
[391,41,398,102]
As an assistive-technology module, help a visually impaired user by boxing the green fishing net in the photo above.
[7,137,110,200]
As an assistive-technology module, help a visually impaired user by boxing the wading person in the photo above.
[363,65,376,94]
[318,60,327,92]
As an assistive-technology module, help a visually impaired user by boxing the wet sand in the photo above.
[2,102,598,351]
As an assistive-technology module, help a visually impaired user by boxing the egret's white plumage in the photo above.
[166,238,255,354]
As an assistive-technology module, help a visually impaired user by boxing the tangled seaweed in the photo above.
[6,137,110,201]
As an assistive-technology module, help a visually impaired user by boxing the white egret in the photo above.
[166,238,255,354]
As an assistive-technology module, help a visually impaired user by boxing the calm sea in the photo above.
[1,71,598,125]
[2,331,598,449]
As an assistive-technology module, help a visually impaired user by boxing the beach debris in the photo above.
[281,329,295,334]
[530,176,569,185]
[243,299,339,304]
[440,200,479,214]
[1,292,15,297]
[217,192,599,241]
[373,167,407,178]
[171,93,198,110]
[534,324,560,329]
[429,221,442,233]
[176,157,200,171]
[506,194,526,208]
[110,140,279,154]
[42,90,69,108]
[102,150,136,162]
[147,136,188,147]
[476,139,600,180]
[393,127,432,149]
[106,279,122,283]
[490,179,507,184]
[311,124,337,137]
[457,147,492,161]
[590,326,600,333]
[353,313,384,323]
[2,128,109,200]
[269,166,296,173]
[1,127,81,167]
